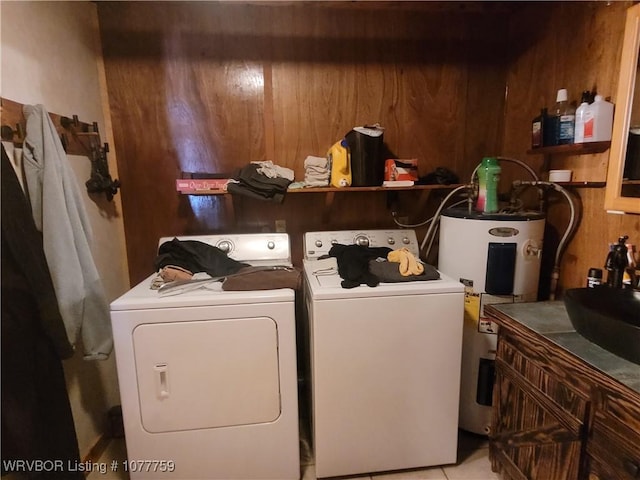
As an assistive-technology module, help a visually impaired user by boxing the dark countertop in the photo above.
[491,301,640,394]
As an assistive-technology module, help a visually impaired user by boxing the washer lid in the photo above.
[303,260,463,300]
[110,274,294,311]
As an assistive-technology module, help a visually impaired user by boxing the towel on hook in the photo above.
[22,104,113,360]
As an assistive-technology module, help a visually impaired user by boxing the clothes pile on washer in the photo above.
[322,243,440,288]
[151,237,301,292]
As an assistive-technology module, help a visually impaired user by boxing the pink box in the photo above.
[176,178,229,192]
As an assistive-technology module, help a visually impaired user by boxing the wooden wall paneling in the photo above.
[501,3,556,182]
[556,188,640,289]
[460,12,510,180]
[543,1,625,184]
[99,2,269,283]
[269,4,508,182]
[503,1,639,295]
[98,2,513,282]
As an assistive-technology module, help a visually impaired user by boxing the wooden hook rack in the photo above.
[1,97,98,156]
[1,97,120,201]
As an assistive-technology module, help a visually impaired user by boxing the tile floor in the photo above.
[87,428,500,480]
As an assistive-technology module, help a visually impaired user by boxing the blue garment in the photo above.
[22,104,112,360]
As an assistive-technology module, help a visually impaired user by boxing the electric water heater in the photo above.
[438,208,545,435]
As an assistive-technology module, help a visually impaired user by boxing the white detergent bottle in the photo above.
[573,91,591,144]
[583,95,614,143]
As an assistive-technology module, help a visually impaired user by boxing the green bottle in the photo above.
[476,157,501,214]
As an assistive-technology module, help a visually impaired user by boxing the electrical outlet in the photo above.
[275,219,287,232]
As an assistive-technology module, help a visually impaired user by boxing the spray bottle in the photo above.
[475,157,501,214]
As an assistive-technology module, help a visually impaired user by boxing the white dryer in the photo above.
[110,233,299,480]
[301,229,465,478]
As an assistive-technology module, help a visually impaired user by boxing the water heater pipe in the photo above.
[514,180,579,300]
[422,156,540,258]
[419,184,471,256]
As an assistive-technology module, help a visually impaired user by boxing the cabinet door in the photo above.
[587,389,640,480]
[491,337,588,480]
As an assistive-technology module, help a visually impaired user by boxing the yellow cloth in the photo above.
[387,248,424,276]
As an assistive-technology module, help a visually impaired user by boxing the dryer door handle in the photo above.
[154,363,170,399]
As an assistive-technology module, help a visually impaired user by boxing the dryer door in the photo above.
[132,317,281,433]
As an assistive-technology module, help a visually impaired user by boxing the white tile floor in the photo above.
[88,428,500,480]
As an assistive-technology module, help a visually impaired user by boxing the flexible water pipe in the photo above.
[392,199,468,229]
[513,180,579,300]
[419,184,470,256]
[419,158,577,300]
[421,156,540,259]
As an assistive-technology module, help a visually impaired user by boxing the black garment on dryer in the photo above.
[328,244,392,289]
[227,163,292,203]
[155,238,249,277]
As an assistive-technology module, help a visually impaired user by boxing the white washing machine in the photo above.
[110,233,299,480]
[301,229,465,478]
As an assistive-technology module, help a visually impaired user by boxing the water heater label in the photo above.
[463,288,480,325]
[488,227,519,237]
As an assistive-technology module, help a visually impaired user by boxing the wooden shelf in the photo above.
[289,184,463,193]
[180,184,463,195]
[181,183,464,224]
[527,141,611,156]
[555,181,606,188]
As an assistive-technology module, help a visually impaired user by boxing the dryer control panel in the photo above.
[304,229,420,260]
[158,233,292,266]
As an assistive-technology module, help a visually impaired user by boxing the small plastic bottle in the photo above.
[586,267,603,288]
[476,157,501,214]
[543,108,557,147]
[532,108,546,148]
[553,89,576,145]
[623,243,637,288]
[583,95,614,143]
[573,91,591,144]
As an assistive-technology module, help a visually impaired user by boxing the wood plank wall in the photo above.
[97,1,512,284]
[502,1,640,292]
[98,1,639,293]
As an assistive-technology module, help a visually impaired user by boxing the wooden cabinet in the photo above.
[487,305,640,480]
[587,389,640,480]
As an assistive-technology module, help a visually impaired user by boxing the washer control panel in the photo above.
[158,233,291,266]
[304,229,420,260]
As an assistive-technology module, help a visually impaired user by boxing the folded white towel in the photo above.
[251,160,295,181]
[304,155,328,168]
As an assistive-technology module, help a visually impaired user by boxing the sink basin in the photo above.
[563,287,640,365]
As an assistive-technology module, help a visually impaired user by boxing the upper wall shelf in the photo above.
[526,141,611,156]
[181,184,462,195]
[181,183,463,224]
